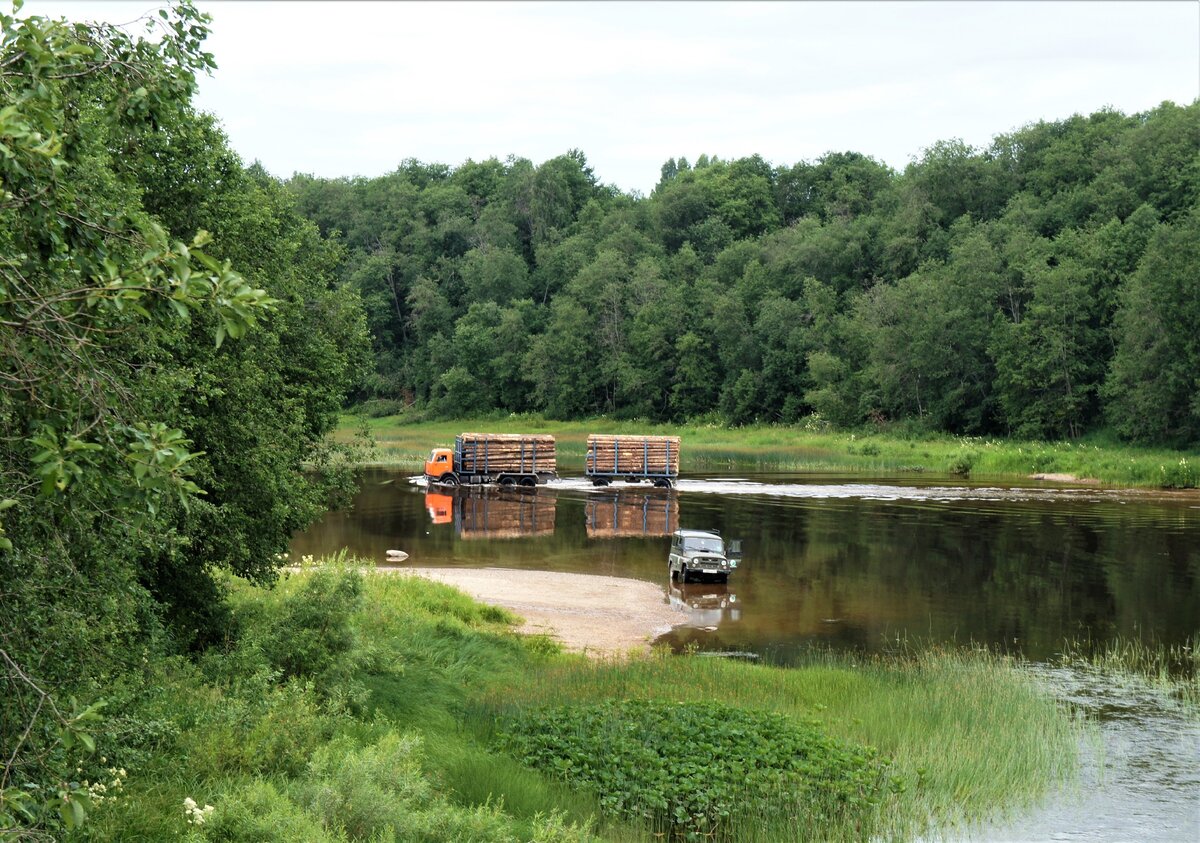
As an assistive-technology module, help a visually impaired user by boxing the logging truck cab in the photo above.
[668,529,740,584]
[424,434,557,486]
[425,448,455,482]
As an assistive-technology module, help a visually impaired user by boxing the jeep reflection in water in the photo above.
[668,529,738,584]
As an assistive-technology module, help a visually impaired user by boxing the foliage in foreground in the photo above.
[34,563,1077,842]
[495,699,896,841]
[72,566,597,842]
[0,3,367,834]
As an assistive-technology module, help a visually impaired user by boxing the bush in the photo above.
[299,732,528,842]
[1160,457,1198,488]
[190,779,337,843]
[496,699,894,841]
[354,398,411,418]
[947,450,978,476]
[257,568,364,682]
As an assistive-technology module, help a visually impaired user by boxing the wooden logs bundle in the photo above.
[455,433,557,473]
[585,493,679,538]
[586,434,680,476]
[457,492,555,539]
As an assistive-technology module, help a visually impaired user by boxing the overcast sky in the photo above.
[35,1,1200,194]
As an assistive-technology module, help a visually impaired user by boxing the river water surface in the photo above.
[291,468,1199,840]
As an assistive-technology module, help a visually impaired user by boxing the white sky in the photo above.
[30,1,1200,194]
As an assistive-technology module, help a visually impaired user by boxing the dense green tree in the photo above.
[1104,207,1200,444]
[460,246,530,305]
[990,229,1105,438]
[672,331,720,419]
[526,297,597,417]
[856,222,1001,431]
[776,151,894,224]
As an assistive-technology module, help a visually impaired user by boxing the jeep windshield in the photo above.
[682,537,724,553]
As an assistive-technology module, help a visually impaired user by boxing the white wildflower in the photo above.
[183,796,215,825]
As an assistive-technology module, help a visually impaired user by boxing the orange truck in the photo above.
[424,432,557,487]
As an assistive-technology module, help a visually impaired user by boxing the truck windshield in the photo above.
[682,537,724,553]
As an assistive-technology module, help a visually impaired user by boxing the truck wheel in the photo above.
[653,478,672,488]
[519,477,537,487]
[500,476,516,487]
[592,478,610,487]
[441,473,459,486]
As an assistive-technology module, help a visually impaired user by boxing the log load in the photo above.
[455,433,556,475]
[457,491,556,540]
[585,492,679,538]
[585,434,680,477]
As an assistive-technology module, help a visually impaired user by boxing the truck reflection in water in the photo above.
[667,582,741,628]
[424,487,555,539]
[584,490,679,538]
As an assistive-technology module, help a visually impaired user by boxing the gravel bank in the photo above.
[397,567,684,657]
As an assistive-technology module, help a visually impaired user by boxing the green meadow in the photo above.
[340,412,1199,489]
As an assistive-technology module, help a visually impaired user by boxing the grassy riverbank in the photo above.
[80,561,1078,842]
[340,412,1200,489]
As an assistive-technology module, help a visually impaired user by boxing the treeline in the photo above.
[289,102,1200,446]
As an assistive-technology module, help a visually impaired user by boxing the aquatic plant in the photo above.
[495,698,895,841]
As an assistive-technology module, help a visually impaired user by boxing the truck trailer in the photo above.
[424,433,557,487]
[585,434,680,487]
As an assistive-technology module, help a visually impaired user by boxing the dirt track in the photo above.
[398,567,684,657]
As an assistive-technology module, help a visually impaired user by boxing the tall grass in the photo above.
[1058,634,1200,707]
[339,412,1200,488]
[476,645,1079,840]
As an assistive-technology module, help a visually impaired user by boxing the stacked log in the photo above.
[586,434,680,476]
[585,492,679,538]
[455,433,556,474]
[458,491,556,539]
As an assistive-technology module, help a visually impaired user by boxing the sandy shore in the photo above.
[1030,472,1101,485]
[397,567,684,657]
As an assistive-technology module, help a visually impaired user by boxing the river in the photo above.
[291,467,1199,841]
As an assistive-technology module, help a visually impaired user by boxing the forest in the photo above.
[288,99,1200,446]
